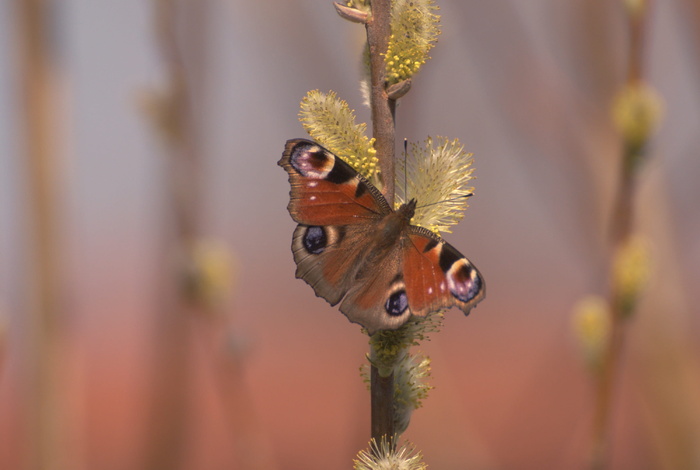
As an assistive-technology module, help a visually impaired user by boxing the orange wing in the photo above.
[278,139,390,226]
[402,227,485,319]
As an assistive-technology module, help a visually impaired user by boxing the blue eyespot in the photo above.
[385,290,408,316]
[303,226,326,255]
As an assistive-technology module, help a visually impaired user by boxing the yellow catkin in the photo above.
[299,90,379,184]
[385,0,440,85]
[397,137,474,234]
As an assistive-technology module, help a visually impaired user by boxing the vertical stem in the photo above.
[365,0,397,448]
[366,0,396,203]
[588,1,654,468]
[370,358,395,445]
[144,1,208,468]
[18,0,63,468]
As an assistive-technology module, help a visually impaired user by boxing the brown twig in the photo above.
[370,361,395,446]
[364,0,398,447]
[365,0,396,204]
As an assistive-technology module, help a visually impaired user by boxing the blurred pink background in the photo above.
[1,1,699,469]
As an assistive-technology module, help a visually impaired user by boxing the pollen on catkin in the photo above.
[299,90,380,186]
[385,0,440,85]
[367,312,444,376]
[394,354,433,435]
[354,436,427,470]
[396,137,475,234]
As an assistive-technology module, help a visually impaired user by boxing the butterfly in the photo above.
[278,139,485,334]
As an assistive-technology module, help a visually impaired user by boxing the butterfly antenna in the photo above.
[403,138,408,202]
[416,192,474,209]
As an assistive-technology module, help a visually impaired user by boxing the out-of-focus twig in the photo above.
[17,0,65,469]
[588,2,657,468]
[142,1,209,469]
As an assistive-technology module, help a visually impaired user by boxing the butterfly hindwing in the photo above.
[279,139,391,226]
[336,229,485,333]
[292,223,376,307]
[403,227,485,318]
[293,220,414,333]
[338,245,411,333]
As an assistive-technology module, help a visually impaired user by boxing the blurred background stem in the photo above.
[589,1,655,468]
[18,0,64,469]
[143,0,209,468]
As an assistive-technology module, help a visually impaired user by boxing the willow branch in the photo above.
[365,0,396,205]
[364,0,398,447]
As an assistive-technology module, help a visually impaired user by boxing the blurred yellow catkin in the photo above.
[611,82,663,150]
[573,296,612,369]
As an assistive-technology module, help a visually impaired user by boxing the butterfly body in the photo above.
[279,139,484,334]
[364,199,414,253]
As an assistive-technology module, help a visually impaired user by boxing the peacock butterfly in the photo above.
[278,139,485,334]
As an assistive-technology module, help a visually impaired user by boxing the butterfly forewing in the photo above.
[279,139,391,226]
